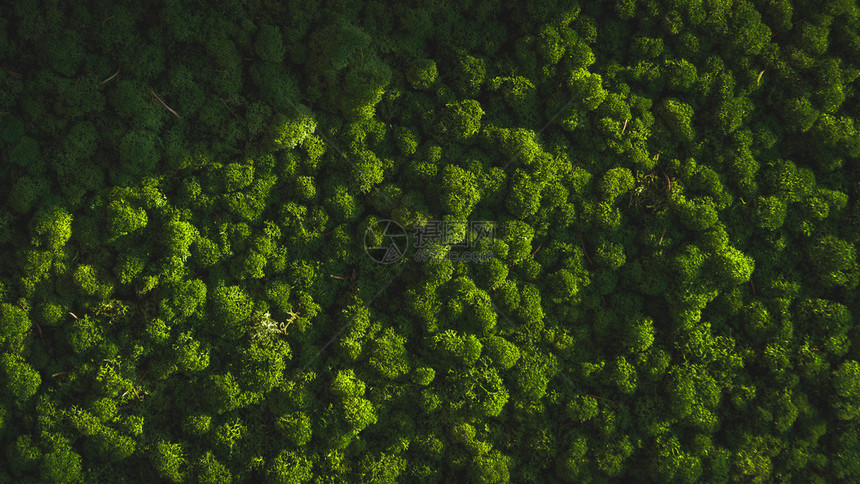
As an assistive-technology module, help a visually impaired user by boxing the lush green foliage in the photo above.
[1,0,860,482]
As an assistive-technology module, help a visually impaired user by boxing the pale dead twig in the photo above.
[531,244,542,258]
[578,232,594,266]
[621,118,628,134]
[2,66,22,78]
[102,68,120,84]
[756,69,765,87]
[72,249,79,262]
[661,170,672,193]
[587,393,619,405]
[149,89,182,118]
[750,279,757,296]
[658,227,667,246]
[51,371,71,378]
[69,312,78,320]
[220,98,239,119]
[121,387,142,400]
[330,275,346,280]
[32,320,43,338]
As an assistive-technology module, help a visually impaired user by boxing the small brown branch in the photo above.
[750,279,757,296]
[149,89,182,118]
[32,320,43,338]
[658,227,667,246]
[51,371,71,378]
[329,275,347,280]
[69,312,78,320]
[601,295,608,307]
[661,170,672,193]
[620,118,628,134]
[72,249,79,262]
[578,232,594,266]
[587,394,619,405]
[2,66,22,78]
[102,68,120,84]
[531,244,542,258]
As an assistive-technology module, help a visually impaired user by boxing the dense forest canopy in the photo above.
[1,0,860,482]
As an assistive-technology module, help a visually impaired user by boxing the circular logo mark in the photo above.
[364,219,408,264]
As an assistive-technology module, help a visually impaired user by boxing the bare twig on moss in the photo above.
[587,393,619,405]
[220,97,239,118]
[250,310,300,341]
[621,118,628,134]
[2,66,21,78]
[122,386,143,400]
[149,89,182,118]
[102,68,120,84]
[578,232,594,266]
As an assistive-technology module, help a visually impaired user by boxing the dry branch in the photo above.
[102,68,120,84]
[149,89,182,118]
[578,232,594,266]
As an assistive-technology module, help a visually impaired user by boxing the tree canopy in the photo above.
[2,0,860,482]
